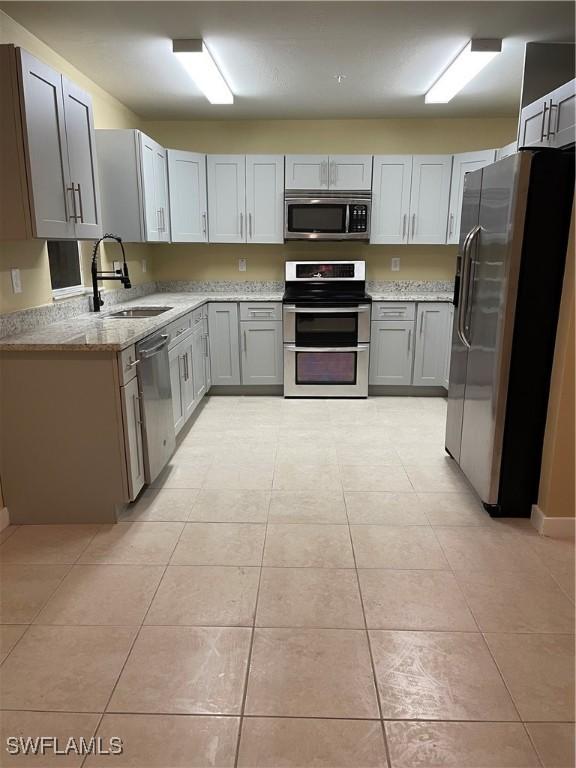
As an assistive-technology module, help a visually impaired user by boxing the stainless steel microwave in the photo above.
[284,191,371,241]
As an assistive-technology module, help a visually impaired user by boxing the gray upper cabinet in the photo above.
[207,155,246,243]
[95,129,169,242]
[369,320,414,385]
[167,150,207,242]
[409,155,452,244]
[285,155,327,189]
[519,78,575,149]
[208,303,241,385]
[0,46,101,240]
[285,154,372,190]
[370,156,413,244]
[447,150,495,245]
[412,302,451,386]
[241,320,283,385]
[245,155,284,243]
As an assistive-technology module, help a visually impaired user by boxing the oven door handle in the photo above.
[285,344,369,353]
[283,305,371,314]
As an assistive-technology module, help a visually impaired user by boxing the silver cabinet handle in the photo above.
[541,102,549,141]
[284,305,370,314]
[157,209,162,232]
[240,212,244,238]
[407,329,412,353]
[139,334,169,357]
[402,213,407,240]
[248,212,253,239]
[285,344,369,353]
[322,160,328,187]
[448,212,454,236]
[243,329,247,353]
[202,212,207,237]
[67,185,79,221]
[250,310,274,316]
[76,183,84,223]
[548,99,557,137]
[411,213,416,238]
[127,357,140,369]
[203,334,209,357]
[380,311,403,316]
[419,312,424,336]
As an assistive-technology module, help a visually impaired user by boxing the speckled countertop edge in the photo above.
[0,289,452,352]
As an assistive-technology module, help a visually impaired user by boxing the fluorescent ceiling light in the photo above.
[425,39,502,104]
[173,39,233,104]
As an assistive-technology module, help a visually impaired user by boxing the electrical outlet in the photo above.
[11,268,22,294]
[141,259,147,273]
[391,257,401,272]
[239,258,247,272]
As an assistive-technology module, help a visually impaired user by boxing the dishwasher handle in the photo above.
[139,334,169,358]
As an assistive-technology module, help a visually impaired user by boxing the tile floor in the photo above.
[0,395,574,767]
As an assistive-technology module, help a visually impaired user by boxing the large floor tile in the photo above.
[370,630,518,720]
[0,625,26,663]
[0,564,69,623]
[245,628,379,718]
[0,625,136,712]
[525,723,576,768]
[120,489,199,522]
[150,462,209,489]
[351,526,448,569]
[268,491,347,524]
[276,444,338,465]
[417,492,490,526]
[85,714,239,767]
[171,523,265,566]
[187,490,270,523]
[203,463,274,490]
[263,524,354,568]
[145,565,259,626]
[238,718,388,768]
[0,526,18,545]
[256,567,364,628]
[336,444,402,466]
[34,565,164,626]
[385,721,539,767]
[484,633,575,721]
[0,711,100,767]
[340,465,413,492]
[79,523,184,565]
[359,569,476,630]
[434,526,549,574]
[273,464,342,492]
[456,569,575,632]
[403,464,470,492]
[345,493,428,525]
[0,525,100,565]
[108,626,251,715]
[394,441,452,465]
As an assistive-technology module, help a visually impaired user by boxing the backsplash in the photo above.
[157,280,285,294]
[367,280,454,293]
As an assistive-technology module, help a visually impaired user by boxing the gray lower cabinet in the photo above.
[412,302,451,387]
[240,320,283,385]
[369,321,414,385]
[208,303,241,385]
[120,376,145,500]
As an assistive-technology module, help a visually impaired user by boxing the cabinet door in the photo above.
[154,145,170,241]
[370,156,412,244]
[61,78,102,239]
[369,321,414,385]
[495,141,517,161]
[285,155,328,189]
[409,155,452,244]
[413,303,450,386]
[167,150,207,242]
[329,155,372,190]
[181,338,196,422]
[139,133,161,242]
[207,155,246,243]
[208,303,241,385]
[518,97,549,149]
[17,49,74,239]
[120,376,145,500]
[168,343,186,434]
[241,321,283,385]
[192,325,207,400]
[246,155,284,243]
[549,79,575,149]
[447,150,495,244]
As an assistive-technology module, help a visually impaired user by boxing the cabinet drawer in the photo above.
[372,302,415,321]
[167,313,193,348]
[118,344,138,385]
[192,306,204,328]
[240,302,282,321]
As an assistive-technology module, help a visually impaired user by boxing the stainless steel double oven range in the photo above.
[283,261,371,397]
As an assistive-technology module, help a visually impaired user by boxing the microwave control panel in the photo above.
[349,205,368,232]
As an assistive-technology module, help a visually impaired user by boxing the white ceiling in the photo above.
[2,1,574,119]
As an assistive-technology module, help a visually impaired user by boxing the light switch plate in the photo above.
[391,257,401,272]
[11,268,22,294]
[141,258,147,273]
[239,258,247,272]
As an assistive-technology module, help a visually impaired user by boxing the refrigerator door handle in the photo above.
[457,225,481,348]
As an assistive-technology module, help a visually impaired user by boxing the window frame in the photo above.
[48,240,89,301]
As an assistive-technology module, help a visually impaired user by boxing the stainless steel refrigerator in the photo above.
[445,150,574,517]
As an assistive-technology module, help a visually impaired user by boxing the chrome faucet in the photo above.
[91,233,131,312]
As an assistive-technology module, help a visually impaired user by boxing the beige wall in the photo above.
[537,204,575,520]
[0,10,144,315]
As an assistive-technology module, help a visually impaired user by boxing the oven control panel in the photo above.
[349,205,368,233]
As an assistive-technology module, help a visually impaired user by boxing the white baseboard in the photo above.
[531,505,575,539]
[0,506,9,532]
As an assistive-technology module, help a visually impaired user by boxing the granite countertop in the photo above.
[0,288,452,352]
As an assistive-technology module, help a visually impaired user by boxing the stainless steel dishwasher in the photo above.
[136,331,175,483]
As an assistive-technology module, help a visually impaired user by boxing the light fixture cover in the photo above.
[173,39,233,104]
[425,39,502,104]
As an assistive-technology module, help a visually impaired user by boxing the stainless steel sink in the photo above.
[107,306,173,319]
